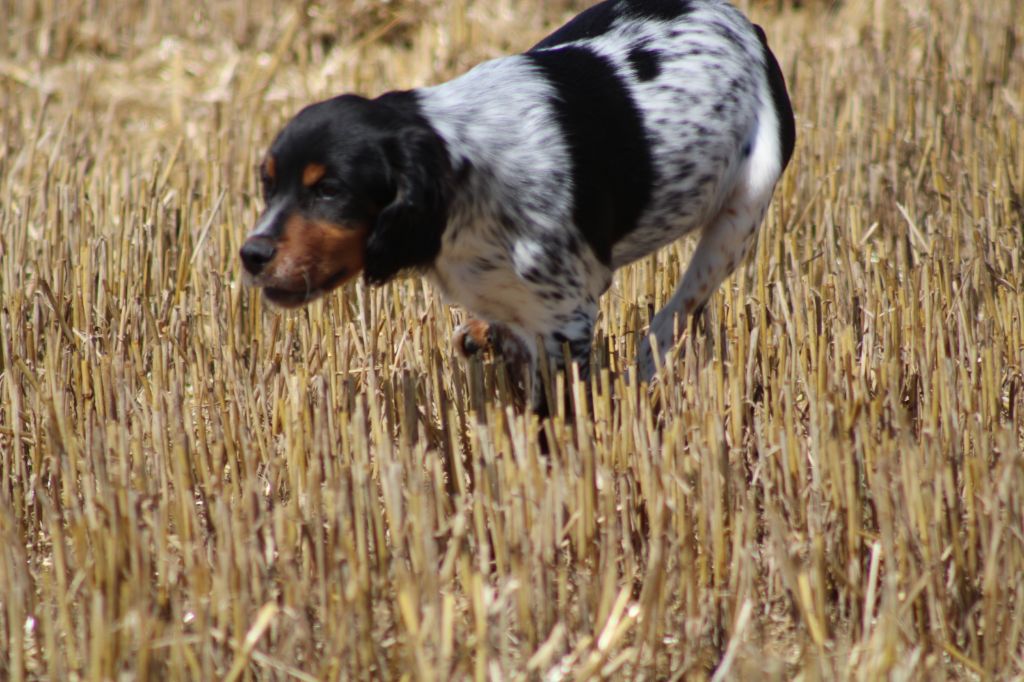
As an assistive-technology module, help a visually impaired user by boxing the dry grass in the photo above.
[2,0,1023,679]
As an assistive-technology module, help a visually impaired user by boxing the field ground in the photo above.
[2,0,1023,679]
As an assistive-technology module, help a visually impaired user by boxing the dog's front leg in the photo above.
[453,318,534,406]
[453,310,595,418]
[530,301,597,418]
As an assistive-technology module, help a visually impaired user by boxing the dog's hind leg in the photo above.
[638,86,789,383]
[638,189,774,382]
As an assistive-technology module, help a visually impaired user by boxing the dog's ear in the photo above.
[363,126,451,285]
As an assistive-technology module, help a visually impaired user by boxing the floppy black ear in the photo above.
[363,126,452,285]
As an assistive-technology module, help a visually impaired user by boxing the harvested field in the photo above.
[2,0,1023,679]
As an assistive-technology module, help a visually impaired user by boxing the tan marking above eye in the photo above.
[264,155,276,181]
[303,163,326,187]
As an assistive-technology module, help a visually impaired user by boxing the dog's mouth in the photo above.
[259,268,353,308]
[262,286,319,308]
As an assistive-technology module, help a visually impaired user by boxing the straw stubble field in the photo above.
[1,0,1023,679]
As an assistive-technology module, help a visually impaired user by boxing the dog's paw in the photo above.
[637,335,657,383]
[637,332,672,384]
[453,319,492,359]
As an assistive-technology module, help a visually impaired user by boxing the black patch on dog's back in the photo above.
[754,25,795,170]
[525,46,653,263]
[533,0,693,49]
[623,0,695,22]
[627,46,662,81]
[532,2,618,48]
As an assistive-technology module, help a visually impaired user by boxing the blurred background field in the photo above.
[1,0,1023,679]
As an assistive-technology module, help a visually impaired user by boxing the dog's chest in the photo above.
[428,186,607,333]
[429,232,537,329]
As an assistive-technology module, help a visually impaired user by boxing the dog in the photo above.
[240,0,795,414]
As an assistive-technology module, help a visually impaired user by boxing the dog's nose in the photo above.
[240,237,276,275]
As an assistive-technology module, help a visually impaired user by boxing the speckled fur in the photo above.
[418,0,794,405]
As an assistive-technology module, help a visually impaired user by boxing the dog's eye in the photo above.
[312,180,344,200]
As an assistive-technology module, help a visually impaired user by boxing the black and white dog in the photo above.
[240,0,795,412]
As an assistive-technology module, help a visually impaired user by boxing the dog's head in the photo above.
[240,93,451,308]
